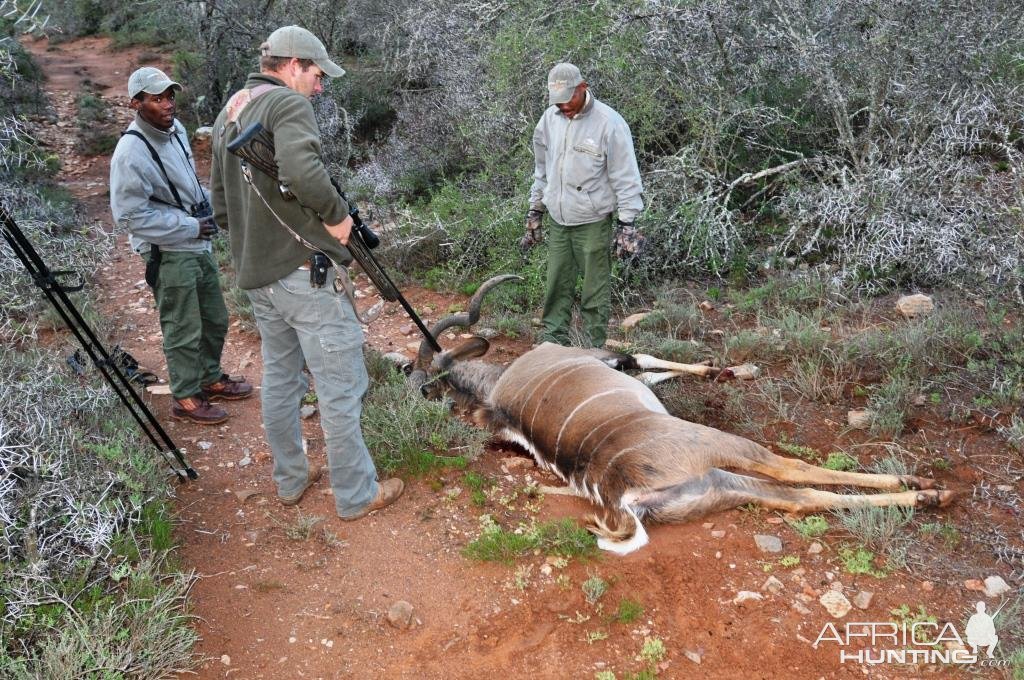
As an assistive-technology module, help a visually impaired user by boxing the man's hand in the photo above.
[197,216,219,240]
[325,215,354,245]
[519,209,545,253]
[612,219,645,260]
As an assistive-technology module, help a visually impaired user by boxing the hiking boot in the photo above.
[171,395,229,425]
[279,465,323,506]
[201,374,254,401]
[339,478,404,521]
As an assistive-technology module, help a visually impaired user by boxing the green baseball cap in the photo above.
[127,67,181,99]
[547,63,583,105]
[260,25,345,78]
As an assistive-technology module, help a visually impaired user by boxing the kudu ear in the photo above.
[442,336,491,362]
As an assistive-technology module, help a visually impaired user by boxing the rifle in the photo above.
[226,122,442,353]
[0,201,196,481]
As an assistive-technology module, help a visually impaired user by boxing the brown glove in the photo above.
[519,209,545,253]
[612,220,645,260]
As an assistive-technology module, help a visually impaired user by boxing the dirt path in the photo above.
[24,35,1015,680]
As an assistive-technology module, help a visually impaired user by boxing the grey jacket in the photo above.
[109,114,210,254]
[529,92,643,226]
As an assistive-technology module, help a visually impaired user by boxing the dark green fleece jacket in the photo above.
[210,73,351,290]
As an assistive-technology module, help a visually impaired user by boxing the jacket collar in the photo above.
[134,112,178,142]
[556,90,595,119]
[245,72,287,88]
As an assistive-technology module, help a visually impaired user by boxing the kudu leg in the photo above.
[638,469,955,525]
[714,447,937,492]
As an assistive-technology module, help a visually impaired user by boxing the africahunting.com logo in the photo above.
[813,601,1011,668]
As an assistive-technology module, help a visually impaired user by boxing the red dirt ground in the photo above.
[23,35,1020,680]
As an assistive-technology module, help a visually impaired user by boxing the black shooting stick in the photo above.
[0,201,196,481]
[226,122,442,353]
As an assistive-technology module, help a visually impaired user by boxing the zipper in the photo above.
[557,116,573,220]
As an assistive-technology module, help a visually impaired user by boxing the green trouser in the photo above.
[541,215,612,347]
[141,250,229,399]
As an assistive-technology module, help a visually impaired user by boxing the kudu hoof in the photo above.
[902,476,937,491]
[915,489,958,508]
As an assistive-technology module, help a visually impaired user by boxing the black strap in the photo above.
[123,129,194,212]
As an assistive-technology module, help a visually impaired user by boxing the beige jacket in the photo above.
[529,92,643,226]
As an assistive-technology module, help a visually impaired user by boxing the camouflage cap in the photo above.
[260,25,345,78]
[547,62,583,105]
[127,67,180,99]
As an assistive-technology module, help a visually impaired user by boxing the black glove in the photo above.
[519,209,545,253]
[612,219,645,259]
[197,215,219,240]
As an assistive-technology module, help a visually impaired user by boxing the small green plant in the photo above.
[890,604,938,644]
[582,574,610,606]
[595,672,617,680]
[838,546,887,578]
[930,457,951,472]
[788,515,829,539]
[640,636,667,666]
[918,521,961,548]
[283,512,324,541]
[823,452,858,471]
[776,438,820,462]
[614,598,644,624]
[302,391,318,405]
[585,629,609,644]
[463,471,493,506]
[779,555,801,568]
[462,516,597,564]
[513,564,533,591]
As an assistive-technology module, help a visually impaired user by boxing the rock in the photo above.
[194,126,213,140]
[765,516,784,525]
[711,530,726,539]
[820,590,852,618]
[406,341,420,352]
[920,581,934,592]
[762,576,785,595]
[501,456,535,472]
[847,409,873,429]
[382,352,411,366]
[983,575,1011,598]
[387,600,415,629]
[829,581,845,593]
[620,312,650,330]
[684,649,704,664]
[852,591,874,610]
[399,324,414,336]
[896,293,935,319]
[911,394,927,407]
[964,579,986,593]
[477,327,500,339]
[233,489,261,503]
[754,534,783,553]
[300,405,317,419]
[604,338,628,350]
[702,522,715,529]
[220,654,231,665]
[807,542,824,555]
[791,600,812,615]
[733,591,764,605]
[699,300,716,312]
[730,363,761,381]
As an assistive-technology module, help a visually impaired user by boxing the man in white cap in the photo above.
[522,62,644,347]
[109,66,252,426]
[210,26,404,519]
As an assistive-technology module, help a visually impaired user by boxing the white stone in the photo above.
[847,409,873,429]
[983,575,1011,598]
[620,312,650,330]
[730,363,761,380]
[754,534,783,553]
[733,591,764,605]
[819,590,852,618]
[896,293,935,319]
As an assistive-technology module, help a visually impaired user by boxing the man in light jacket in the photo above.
[522,62,644,347]
[110,67,251,426]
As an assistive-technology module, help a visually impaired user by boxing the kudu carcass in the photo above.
[409,276,956,554]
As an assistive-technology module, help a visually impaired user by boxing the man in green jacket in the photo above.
[210,26,403,518]
[522,63,645,347]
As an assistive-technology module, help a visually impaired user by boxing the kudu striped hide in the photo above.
[410,277,956,554]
